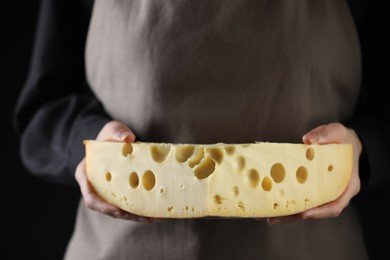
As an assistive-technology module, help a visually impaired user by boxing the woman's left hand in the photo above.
[266,122,362,225]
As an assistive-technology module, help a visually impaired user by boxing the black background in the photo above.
[3,1,389,259]
[3,2,80,259]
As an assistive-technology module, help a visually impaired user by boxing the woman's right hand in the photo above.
[75,120,155,223]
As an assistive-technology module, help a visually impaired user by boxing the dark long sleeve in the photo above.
[13,0,110,186]
[347,1,390,196]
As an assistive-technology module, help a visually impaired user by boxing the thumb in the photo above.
[97,121,136,143]
[302,123,346,145]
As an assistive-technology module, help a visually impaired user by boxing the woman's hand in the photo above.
[266,122,362,225]
[75,121,154,223]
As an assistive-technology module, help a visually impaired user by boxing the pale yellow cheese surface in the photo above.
[84,140,353,218]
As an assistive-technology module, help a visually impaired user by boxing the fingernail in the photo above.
[268,219,281,226]
[302,212,312,220]
[119,131,133,142]
[113,211,122,218]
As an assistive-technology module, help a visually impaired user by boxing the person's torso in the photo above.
[65,1,368,259]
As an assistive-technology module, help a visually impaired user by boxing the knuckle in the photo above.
[331,208,342,218]
[326,122,348,141]
[84,197,94,209]
[301,213,314,221]
[75,170,81,182]
[98,121,119,140]
[332,122,343,129]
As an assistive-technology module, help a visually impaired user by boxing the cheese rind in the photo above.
[84,141,353,218]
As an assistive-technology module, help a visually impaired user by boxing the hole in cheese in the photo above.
[328,165,334,172]
[188,147,205,168]
[270,163,285,183]
[129,171,139,188]
[232,186,239,197]
[225,146,236,155]
[246,168,260,188]
[194,157,216,180]
[150,144,171,163]
[296,166,308,184]
[273,203,279,209]
[175,145,195,163]
[306,147,315,161]
[105,172,112,182]
[167,206,174,213]
[122,143,133,157]
[285,200,296,208]
[238,202,245,211]
[206,148,224,164]
[142,170,156,191]
[214,194,222,204]
[262,176,272,191]
[234,156,246,172]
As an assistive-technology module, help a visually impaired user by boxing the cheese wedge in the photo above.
[84,140,353,218]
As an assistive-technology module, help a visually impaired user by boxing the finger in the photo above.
[75,158,118,213]
[266,213,307,225]
[266,178,359,224]
[112,210,156,223]
[97,121,136,142]
[75,158,153,223]
[300,199,346,220]
[302,123,347,145]
[301,175,360,219]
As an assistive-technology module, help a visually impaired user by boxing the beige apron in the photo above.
[65,0,368,259]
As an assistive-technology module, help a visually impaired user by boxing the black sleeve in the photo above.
[13,0,111,186]
[347,1,390,196]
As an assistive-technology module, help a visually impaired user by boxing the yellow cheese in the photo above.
[84,140,353,218]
